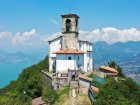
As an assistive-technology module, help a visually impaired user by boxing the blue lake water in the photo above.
[0,62,36,88]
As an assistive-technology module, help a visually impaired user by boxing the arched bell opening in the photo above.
[66,19,72,32]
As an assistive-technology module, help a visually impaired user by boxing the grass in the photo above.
[87,73,93,78]
[55,85,70,104]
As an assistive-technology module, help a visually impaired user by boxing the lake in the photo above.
[0,62,37,88]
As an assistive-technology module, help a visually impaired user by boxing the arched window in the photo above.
[66,19,71,32]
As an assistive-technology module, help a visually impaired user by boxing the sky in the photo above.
[0,0,140,55]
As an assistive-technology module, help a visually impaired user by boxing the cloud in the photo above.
[1,27,140,53]
[0,32,13,47]
[0,29,46,53]
[79,27,140,44]
[12,29,37,44]
[0,32,12,40]
[51,19,59,25]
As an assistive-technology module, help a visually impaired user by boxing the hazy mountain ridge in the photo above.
[94,41,140,83]
[0,49,35,64]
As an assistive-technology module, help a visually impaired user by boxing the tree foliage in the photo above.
[43,86,58,105]
[108,60,125,77]
[0,56,49,105]
[94,78,140,105]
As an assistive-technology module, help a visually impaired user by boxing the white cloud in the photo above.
[79,27,140,44]
[51,19,59,25]
[1,27,140,53]
[0,32,13,48]
[0,29,45,53]
[12,29,37,44]
[0,32,12,40]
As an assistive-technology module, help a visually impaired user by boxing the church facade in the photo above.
[48,14,93,76]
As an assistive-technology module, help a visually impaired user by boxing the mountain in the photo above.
[94,41,140,66]
[93,41,140,83]
[0,49,36,64]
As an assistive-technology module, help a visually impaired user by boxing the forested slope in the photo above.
[0,56,49,105]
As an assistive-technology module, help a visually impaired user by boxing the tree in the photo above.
[108,60,125,77]
[94,78,140,105]
[108,60,117,69]
[43,86,58,105]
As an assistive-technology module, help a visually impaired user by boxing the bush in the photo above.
[94,78,140,105]
[43,86,58,105]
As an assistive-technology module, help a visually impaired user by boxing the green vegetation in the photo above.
[94,78,140,105]
[43,85,58,105]
[93,61,140,105]
[0,56,49,105]
[55,85,70,104]
[87,73,93,78]
[108,60,125,77]
[42,85,70,105]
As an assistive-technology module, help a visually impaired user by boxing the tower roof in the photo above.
[61,13,79,18]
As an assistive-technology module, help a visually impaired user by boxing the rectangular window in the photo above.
[68,56,72,60]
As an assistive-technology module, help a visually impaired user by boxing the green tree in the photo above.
[43,86,58,105]
[108,60,125,77]
[94,78,140,105]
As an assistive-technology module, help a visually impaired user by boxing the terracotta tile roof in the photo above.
[32,97,46,105]
[53,48,85,54]
[99,66,118,73]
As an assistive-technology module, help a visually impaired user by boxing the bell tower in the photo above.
[61,14,79,49]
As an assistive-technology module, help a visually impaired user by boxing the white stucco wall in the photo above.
[79,41,93,71]
[56,54,84,73]
[49,37,62,72]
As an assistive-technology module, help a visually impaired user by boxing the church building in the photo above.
[48,14,93,77]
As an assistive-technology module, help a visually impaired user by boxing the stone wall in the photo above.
[62,33,78,49]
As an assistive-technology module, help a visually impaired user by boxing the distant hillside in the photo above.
[94,41,140,66]
[0,49,36,64]
[93,41,140,83]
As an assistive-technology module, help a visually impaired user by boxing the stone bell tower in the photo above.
[61,14,79,49]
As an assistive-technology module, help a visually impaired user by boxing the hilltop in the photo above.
[0,56,140,105]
